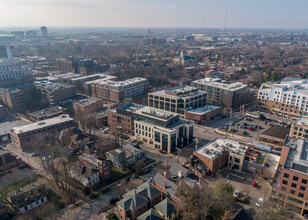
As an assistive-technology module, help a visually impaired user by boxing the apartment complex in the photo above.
[193,139,248,173]
[34,81,76,105]
[289,116,308,139]
[89,77,148,102]
[191,77,254,110]
[148,85,207,116]
[107,103,194,153]
[56,58,95,75]
[0,58,33,87]
[257,77,308,119]
[10,115,77,151]
[271,139,308,215]
[0,44,12,59]
[0,85,33,112]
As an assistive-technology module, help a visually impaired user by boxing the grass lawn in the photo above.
[0,174,40,197]
[93,166,128,191]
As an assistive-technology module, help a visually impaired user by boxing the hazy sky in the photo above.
[1,0,308,29]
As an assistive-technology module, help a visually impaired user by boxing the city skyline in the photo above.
[1,0,308,29]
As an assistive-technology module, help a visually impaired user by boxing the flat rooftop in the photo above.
[34,81,75,91]
[259,126,290,140]
[73,97,103,107]
[285,139,308,174]
[195,139,248,160]
[28,106,64,119]
[76,74,116,83]
[88,77,147,88]
[11,115,74,134]
[0,120,29,136]
[186,105,220,115]
[150,85,206,99]
[192,78,247,91]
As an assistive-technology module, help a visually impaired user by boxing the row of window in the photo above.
[281,186,305,198]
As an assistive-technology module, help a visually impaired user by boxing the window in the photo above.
[302,179,307,184]
[234,158,240,163]
[282,180,288,185]
[293,176,299,181]
[291,183,297,188]
[284,173,289,178]
[299,193,304,198]
[290,190,295,194]
[281,186,286,191]
[300,186,306,191]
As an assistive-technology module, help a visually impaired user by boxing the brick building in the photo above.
[185,105,222,124]
[258,126,290,146]
[117,182,163,220]
[193,139,248,173]
[73,97,104,114]
[10,115,76,151]
[271,139,308,215]
[0,148,22,175]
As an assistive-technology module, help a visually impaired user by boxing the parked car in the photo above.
[255,197,264,207]
[102,128,109,133]
[233,190,240,198]
[31,152,39,157]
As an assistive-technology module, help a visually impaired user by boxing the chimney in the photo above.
[163,171,167,178]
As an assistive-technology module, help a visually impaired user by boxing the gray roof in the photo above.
[7,181,48,208]
[137,208,164,220]
[117,182,161,211]
[152,173,178,196]
[169,163,190,178]
[154,198,176,218]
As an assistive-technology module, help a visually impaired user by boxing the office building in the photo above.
[0,58,33,87]
[148,85,207,116]
[107,103,194,153]
[0,44,12,59]
[271,139,308,215]
[192,77,255,110]
[40,26,48,38]
[34,81,76,105]
[10,115,77,151]
[257,77,308,119]
[289,116,308,139]
[56,59,74,73]
[90,77,148,103]
[193,139,248,173]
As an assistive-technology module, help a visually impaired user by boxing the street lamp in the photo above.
[194,138,199,150]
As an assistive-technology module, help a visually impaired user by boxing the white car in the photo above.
[255,197,264,207]
[233,190,240,198]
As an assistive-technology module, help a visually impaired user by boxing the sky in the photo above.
[1,0,308,29]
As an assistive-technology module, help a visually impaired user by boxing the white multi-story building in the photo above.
[257,77,308,119]
[0,58,32,87]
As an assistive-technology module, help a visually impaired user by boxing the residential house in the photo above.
[7,182,48,214]
[0,148,22,175]
[154,198,176,220]
[137,209,164,220]
[117,182,163,220]
[68,161,100,187]
[78,153,110,179]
